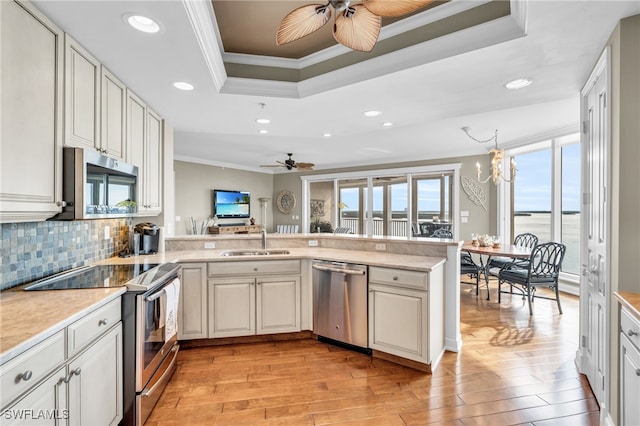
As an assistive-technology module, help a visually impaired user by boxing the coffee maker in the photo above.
[134,223,160,254]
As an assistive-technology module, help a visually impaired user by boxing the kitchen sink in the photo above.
[220,249,291,256]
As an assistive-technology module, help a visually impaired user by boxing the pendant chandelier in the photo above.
[461,127,516,185]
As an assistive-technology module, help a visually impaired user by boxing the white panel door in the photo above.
[579,48,609,405]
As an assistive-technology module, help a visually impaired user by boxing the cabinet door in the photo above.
[0,0,63,223]
[3,367,67,425]
[178,263,208,340]
[126,89,145,170]
[67,323,122,426]
[142,107,162,214]
[257,276,300,334]
[101,67,126,160]
[64,34,100,152]
[368,284,428,363]
[620,333,640,426]
[209,279,255,338]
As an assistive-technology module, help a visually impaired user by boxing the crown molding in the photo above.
[174,154,274,174]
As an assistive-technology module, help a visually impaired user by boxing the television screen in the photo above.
[213,190,250,218]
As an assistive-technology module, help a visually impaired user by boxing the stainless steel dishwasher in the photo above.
[312,260,369,351]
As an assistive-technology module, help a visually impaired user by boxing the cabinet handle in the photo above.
[628,329,638,337]
[636,369,640,377]
[392,276,398,281]
[62,368,82,384]
[98,318,109,326]
[56,201,67,207]
[15,370,33,383]
[253,268,259,272]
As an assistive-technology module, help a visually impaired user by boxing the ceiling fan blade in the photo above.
[333,5,381,52]
[296,162,315,170]
[362,0,434,17]
[260,164,285,168]
[276,4,332,45]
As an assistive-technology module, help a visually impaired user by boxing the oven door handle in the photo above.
[145,287,166,302]
[141,345,179,397]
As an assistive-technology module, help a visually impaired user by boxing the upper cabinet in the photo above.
[126,91,162,216]
[100,68,127,160]
[0,0,64,223]
[64,35,101,154]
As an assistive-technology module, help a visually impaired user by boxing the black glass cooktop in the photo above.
[24,263,161,291]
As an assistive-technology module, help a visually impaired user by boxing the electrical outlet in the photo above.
[204,242,216,249]
[375,243,386,251]
[308,240,318,247]
[461,217,468,223]
[175,216,181,222]
[104,226,110,240]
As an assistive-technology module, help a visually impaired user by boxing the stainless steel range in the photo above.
[24,262,182,426]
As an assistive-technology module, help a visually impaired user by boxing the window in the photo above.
[508,133,581,276]
[303,164,460,239]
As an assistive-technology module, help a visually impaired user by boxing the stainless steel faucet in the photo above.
[261,228,267,249]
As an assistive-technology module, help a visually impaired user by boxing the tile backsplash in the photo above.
[1,219,130,290]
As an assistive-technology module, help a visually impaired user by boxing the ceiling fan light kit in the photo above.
[277,0,434,52]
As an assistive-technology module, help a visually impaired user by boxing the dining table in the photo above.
[461,242,532,299]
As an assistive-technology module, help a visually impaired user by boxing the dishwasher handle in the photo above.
[312,263,366,275]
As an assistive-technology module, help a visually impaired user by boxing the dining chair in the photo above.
[411,222,420,237]
[488,233,538,270]
[497,241,566,315]
[460,252,488,299]
[431,228,453,238]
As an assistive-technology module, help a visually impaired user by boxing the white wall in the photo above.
[173,160,274,234]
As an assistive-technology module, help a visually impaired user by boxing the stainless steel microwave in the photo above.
[50,147,138,220]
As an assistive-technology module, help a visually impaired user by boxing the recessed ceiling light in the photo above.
[323,133,332,137]
[259,129,268,134]
[172,81,194,91]
[504,78,532,90]
[364,110,382,117]
[382,122,393,127]
[127,15,160,33]
[256,118,271,124]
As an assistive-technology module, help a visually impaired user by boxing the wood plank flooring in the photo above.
[146,280,598,425]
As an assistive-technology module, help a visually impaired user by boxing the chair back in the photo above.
[333,226,351,234]
[514,233,538,249]
[276,224,299,233]
[411,222,420,236]
[529,242,566,280]
[431,228,453,238]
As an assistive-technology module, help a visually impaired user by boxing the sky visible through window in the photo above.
[341,184,441,212]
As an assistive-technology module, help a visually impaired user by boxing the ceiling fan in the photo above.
[276,0,435,52]
[261,153,315,171]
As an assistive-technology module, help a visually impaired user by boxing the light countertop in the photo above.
[614,291,640,322]
[1,247,446,365]
[0,287,125,365]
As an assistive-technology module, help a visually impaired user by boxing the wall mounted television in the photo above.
[212,189,250,219]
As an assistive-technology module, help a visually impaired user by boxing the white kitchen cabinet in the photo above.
[178,263,208,340]
[209,278,256,337]
[0,0,64,223]
[64,34,101,153]
[67,323,123,426]
[126,89,162,215]
[257,276,300,334]
[620,308,640,426]
[100,67,127,160]
[0,298,122,424]
[2,366,66,425]
[142,107,163,214]
[207,260,301,338]
[368,265,444,368]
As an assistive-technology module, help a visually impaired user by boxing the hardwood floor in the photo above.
[146,281,598,425]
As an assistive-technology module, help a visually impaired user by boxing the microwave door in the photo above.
[86,172,107,215]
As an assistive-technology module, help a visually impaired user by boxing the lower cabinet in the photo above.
[1,323,122,426]
[178,263,208,340]
[368,265,444,367]
[0,298,122,425]
[208,275,301,338]
[620,307,640,426]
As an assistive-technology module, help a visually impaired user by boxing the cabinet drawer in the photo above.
[369,266,429,290]
[1,330,65,409]
[68,297,121,356]
[209,260,301,277]
[621,308,640,350]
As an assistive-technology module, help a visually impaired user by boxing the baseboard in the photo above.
[372,350,432,373]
